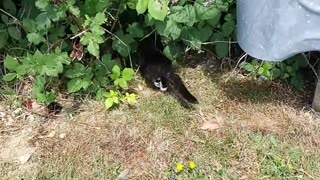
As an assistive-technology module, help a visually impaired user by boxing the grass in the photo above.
[1,64,320,179]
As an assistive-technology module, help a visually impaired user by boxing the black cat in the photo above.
[137,34,198,108]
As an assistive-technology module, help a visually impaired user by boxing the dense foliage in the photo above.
[0,0,310,109]
[240,54,309,91]
[0,0,236,108]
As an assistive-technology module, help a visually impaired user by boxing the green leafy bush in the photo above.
[240,54,308,90]
[1,0,237,109]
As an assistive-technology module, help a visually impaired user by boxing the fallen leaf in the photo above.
[18,153,32,164]
[137,151,144,157]
[26,99,33,109]
[117,169,129,180]
[200,121,220,131]
[239,175,248,180]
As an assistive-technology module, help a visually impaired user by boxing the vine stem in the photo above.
[102,27,133,68]
[302,53,319,81]
[0,8,22,26]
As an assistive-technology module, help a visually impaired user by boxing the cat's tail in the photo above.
[166,72,198,107]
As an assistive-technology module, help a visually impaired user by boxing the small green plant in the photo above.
[3,48,71,105]
[103,90,137,109]
[103,65,136,109]
[240,54,308,90]
[251,134,303,177]
[109,65,135,89]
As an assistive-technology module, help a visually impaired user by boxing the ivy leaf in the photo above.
[156,18,181,40]
[115,78,128,89]
[36,12,51,30]
[110,65,121,80]
[127,0,137,9]
[22,18,38,33]
[263,62,273,70]
[211,32,224,42]
[181,27,202,49]
[31,75,56,105]
[194,2,220,20]
[69,6,80,17]
[0,31,9,48]
[136,0,148,14]
[148,0,169,21]
[88,40,100,58]
[4,55,19,71]
[169,5,196,26]
[16,64,27,76]
[144,13,155,26]
[81,75,92,90]
[83,0,110,16]
[198,25,212,42]
[80,32,92,45]
[42,61,63,77]
[112,31,135,57]
[222,20,236,37]
[57,51,71,65]
[105,98,114,109]
[65,63,86,78]
[124,93,137,104]
[33,75,46,94]
[126,23,144,38]
[91,25,104,36]
[102,54,120,72]
[122,68,135,81]
[271,68,281,79]
[3,73,17,81]
[93,12,107,25]
[27,33,46,45]
[3,0,17,15]
[7,26,21,41]
[163,44,182,61]
[240,62,254,72]
[67,78,84,93]
[80,32,104,57]
[215,43,229,59]
[35,0,49,11]
[207,13,222,28]
[1,14,10,24]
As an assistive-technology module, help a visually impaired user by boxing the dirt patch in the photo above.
[0,104,38,178]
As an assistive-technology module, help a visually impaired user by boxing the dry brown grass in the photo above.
[1,65,320,179]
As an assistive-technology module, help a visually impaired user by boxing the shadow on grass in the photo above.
[178,52,311,108]
[217,77,305,105]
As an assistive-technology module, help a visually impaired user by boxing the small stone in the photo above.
[0,112,6,118]
[138,84,144,91]
[26,114,35,122]
[12,108,23,116]
[59,133,67,139]
[47,131,56,138]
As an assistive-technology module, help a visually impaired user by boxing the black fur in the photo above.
[137,34,198,108]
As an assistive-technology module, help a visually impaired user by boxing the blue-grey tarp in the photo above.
[237,0,320,61]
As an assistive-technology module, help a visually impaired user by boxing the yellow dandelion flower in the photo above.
[189,161,196,170]
[176,163,184,172]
